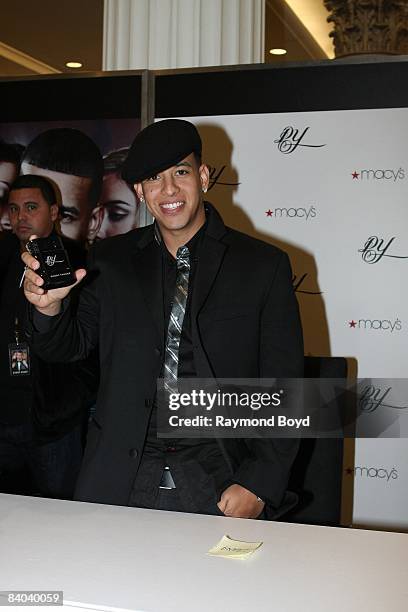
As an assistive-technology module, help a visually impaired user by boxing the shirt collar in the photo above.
[154,217,207,261]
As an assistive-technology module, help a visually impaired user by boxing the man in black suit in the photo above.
[23,120,303,519]
[0,174,93,498]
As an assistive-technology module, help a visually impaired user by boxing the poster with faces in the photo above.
[0,118,143,245]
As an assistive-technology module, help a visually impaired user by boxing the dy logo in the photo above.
[359,384,408,413]
[207,165,240,191]
[358,236,408,264]
[274,126,326,154]
[292,272,322,295]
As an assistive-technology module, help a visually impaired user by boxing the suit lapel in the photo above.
[192,235,226,320]
[131,232,164,349]
[191,234,227,379]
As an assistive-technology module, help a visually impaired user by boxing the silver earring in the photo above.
[202,187,207,193]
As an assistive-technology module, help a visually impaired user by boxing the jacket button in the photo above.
[129,448,139,459]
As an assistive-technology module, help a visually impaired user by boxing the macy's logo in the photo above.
[351,168,405,181]
[265,205,317,220]
[346,466,398,481]
[348,318,402,332]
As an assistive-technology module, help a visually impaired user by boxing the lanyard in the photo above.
[14,316,21,346]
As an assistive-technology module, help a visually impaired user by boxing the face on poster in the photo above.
[0,118,141,242]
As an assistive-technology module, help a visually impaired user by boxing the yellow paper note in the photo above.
[207,534,263,559]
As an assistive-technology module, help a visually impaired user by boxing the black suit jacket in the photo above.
[0,231,97,438]
[29,204,304,512]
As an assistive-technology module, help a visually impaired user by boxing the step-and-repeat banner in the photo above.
[186,109,407,529]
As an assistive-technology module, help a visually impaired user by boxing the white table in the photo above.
[0,493,407,612]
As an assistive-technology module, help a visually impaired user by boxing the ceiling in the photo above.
[0,0,103,76]
[265,0,333,64]
[0,0,332,77]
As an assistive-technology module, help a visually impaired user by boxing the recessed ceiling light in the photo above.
[269,48,287,56]
[66,61,83,68]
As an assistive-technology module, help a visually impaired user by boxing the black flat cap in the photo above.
[122,119,202,184]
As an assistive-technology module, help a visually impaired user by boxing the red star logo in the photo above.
[351,171,359,179]
[266,209,273,217]
[348,320,357,328]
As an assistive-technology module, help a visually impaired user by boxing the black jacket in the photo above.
[0,231,97,439]
[28,204,303,511]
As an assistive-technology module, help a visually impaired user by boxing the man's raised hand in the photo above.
[21,234,86,316]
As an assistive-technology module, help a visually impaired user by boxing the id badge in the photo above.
[8,343,30,376]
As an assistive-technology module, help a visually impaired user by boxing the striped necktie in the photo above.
[163,245,190,395]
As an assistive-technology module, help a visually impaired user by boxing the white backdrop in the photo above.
[180,109,408,529]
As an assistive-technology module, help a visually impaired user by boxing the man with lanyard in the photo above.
[22,120,303,518]
[0,174,91,498]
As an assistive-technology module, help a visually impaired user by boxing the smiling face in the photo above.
[97,172,139,239]
[7,187,58,245]
[135,153,209,248]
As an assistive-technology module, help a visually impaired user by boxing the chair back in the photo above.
[284,356,348,526]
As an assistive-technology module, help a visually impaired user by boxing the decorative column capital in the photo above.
[324,0,408,57]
